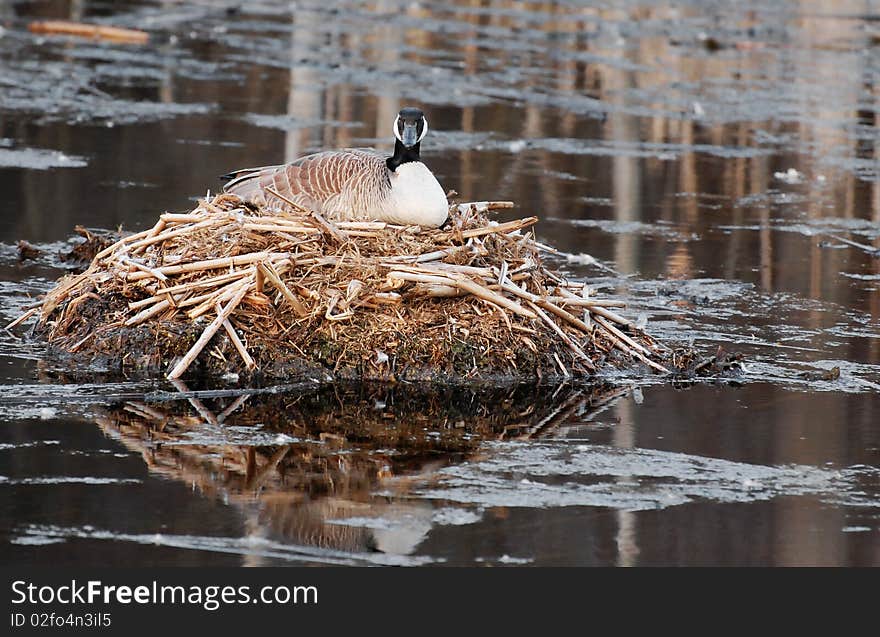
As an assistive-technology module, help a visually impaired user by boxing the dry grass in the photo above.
[25,193,672,381]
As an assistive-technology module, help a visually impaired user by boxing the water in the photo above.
[0,0,878,566]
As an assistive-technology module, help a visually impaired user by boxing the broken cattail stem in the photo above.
[336,221,388,230]
[498,281,589,332]
[124,218,220,253]
[458,217,538,240]
[385,262,495,279]
[187,275,255,320]
[584,304,635,329]
[410,244,475,264]
[143,218,168,240]
[69,331,97,353]
[526,300,595,370]
[387,271,536,319]
[409,283,465,298]
[444,274,537,319]
[176,289,222,310]
[38,264,99,317]
[243,223,320,234]
[125,299,171,327]
[306,209,349,244]
[93,220,167,261]
[149,269,251,296]
[552,352,571,378]
[115,256,168,281]
[5,307,39,331]
[125,251,287,281]
[536,299,593,335]
[245,223,383,239]
[243,292,271,307]
[19,300,45,311]
[159,213,206,223]
[556,287,631,324]
[219,311,256,370]
[592,314,656,360]
[455,201,516,214]
[265,186,349,244]
[255,265,265,294]
[549,297,626,308]
[359,292,402,306]
[258,262,308,317]
[593,315,669,374]
[531,240,560,254]
[168,282,250,380]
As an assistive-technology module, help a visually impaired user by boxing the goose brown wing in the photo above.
[222,149,387,214]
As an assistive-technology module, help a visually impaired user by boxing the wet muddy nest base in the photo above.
[21,194,692,382]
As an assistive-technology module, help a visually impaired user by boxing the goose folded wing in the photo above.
[222,150,385,214]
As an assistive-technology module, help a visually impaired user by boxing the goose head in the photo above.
[387,107,429,172]
[393,107,428,149]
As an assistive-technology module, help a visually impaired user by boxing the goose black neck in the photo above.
[387,140,420,172]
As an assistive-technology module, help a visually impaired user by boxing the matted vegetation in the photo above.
[17,193,675,381]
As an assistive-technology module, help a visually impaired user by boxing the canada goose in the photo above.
[221,107,449,227]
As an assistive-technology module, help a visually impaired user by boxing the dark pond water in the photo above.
[1,0,878,566]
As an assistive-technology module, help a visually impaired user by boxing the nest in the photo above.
[23,193,673,382]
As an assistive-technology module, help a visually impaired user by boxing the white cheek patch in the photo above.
[418,117,428,143]
[393,115,403,143]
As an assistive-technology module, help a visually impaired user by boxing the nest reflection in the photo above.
[92,382,627,558]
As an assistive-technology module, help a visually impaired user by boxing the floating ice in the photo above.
[415,441,852,512]
[774,168,804,184]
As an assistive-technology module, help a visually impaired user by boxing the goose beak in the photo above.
[401,122,419,148]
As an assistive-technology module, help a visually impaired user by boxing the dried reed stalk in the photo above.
[457,217,538,240]
[220,313,256,370]
[125,299,171,327]
[168,282,250,379]
[455,201,515,214]
[125,252,289,281]
[526,300,594,371]
[387,271,536,319]
[28,20,150,44]
[592,315,669,374]
[5,307,38,331]
[265,186,349,244]
[258,261,307,317]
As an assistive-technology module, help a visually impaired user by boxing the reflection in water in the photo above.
[88,382,624,561]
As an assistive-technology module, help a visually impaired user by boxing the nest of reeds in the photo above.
[23,193,673,381]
